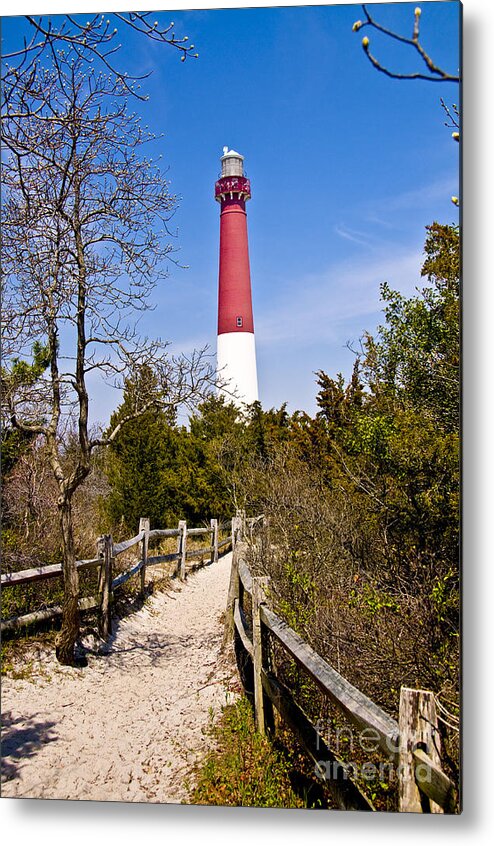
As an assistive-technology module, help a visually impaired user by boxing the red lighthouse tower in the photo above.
[215,147,258,406]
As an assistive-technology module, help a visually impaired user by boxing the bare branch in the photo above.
[354,5,460,83]
[3,13,198,102]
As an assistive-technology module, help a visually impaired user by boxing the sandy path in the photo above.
[1,553,236,803]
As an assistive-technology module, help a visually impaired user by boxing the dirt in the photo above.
[1,553,237,803]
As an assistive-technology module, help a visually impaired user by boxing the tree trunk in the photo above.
[55,497,81,665]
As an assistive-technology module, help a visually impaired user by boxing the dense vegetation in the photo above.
[2,221,459,789]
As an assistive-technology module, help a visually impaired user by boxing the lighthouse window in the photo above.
[236,316,243,327]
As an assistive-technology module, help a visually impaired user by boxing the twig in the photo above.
[355,4,460,83]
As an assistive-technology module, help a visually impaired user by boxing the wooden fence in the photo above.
[1,517,232,636]
[225,528,458,814]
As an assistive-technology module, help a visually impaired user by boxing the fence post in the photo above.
[210,518,219,564]
[252,575,274,735]
[177,520,187,581]
[398,687,443,813]
[232,514,242,549]
[97,534,113,640]
[139,517,150,597]
[223,538,242,648]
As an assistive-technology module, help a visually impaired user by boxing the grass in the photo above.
[1,634,54,681]
[188,695,330,809]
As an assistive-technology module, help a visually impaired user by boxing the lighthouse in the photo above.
[215,147,259,406]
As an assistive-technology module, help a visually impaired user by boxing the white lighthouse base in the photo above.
[217,331,259,407]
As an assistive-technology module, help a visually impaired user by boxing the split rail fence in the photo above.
[1,517,232,637]
[225,517,458,815]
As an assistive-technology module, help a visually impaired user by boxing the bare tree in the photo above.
[1,43,214,665]
[2,12,198,100]
[353,4,460,83]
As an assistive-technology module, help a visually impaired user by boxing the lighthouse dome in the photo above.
[221,147,244,159]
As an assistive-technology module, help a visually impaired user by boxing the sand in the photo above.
[1,553,237,803]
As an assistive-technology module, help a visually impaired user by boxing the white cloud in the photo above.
[256,247,424,349]
[334,224,377,249]
[374,174,459,214]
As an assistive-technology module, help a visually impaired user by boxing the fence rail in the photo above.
[225,533,457,814]
[1,517,232,635]
[1,557,101,588]
[259,602,399,762]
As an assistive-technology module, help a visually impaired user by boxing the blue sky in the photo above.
[2,2,461,424]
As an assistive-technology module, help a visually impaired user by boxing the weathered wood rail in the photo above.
[1,517,232,636]
[225,523,458,814]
